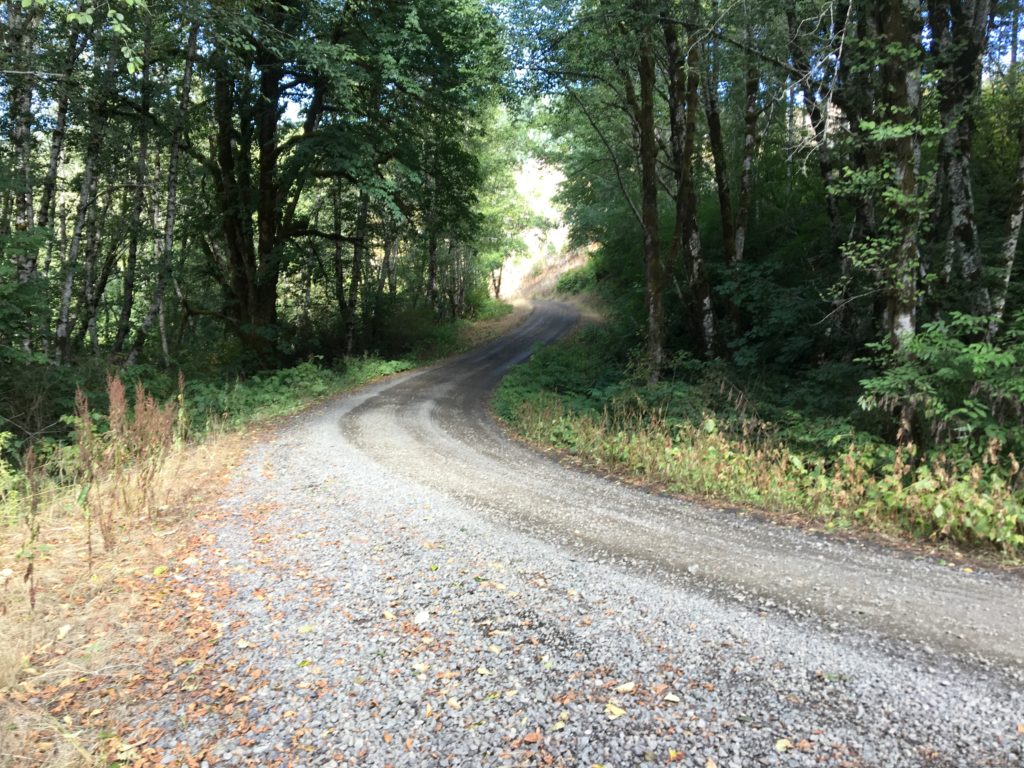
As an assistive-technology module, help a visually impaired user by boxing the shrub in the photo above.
[555,261,597,294]
[859,311,1024,460]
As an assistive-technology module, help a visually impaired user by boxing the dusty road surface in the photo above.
[133,301,1024,767]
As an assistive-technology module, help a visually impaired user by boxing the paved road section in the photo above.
[134,301,1024,767]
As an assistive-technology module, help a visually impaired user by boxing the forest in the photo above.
[1,0,527,428]
[2,0,1024,552]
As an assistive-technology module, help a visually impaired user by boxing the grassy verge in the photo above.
[494,323,1024,561]
[0,301,525,767]
[183,299,522,437]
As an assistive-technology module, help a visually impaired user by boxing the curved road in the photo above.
[137,300,1024,767]
[343,300,1024,670]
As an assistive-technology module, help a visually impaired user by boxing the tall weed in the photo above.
[73,375,179,556]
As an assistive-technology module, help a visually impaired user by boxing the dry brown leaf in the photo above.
[604,701,626,720]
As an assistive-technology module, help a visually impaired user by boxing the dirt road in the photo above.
[134,300,1024,766]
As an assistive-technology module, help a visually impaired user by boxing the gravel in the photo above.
[129,302,1024,767]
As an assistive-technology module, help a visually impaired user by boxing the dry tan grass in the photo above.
[457,299,533,350]
[0,431,246,768]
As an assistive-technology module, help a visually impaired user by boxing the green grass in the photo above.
[183,356,416,435]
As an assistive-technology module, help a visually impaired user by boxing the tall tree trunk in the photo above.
[383,237,398,297]
[77,186,115,352]
[55,152,97,364]
[990,122,1024,338]
[37,32,82,233]
[346,190,369,355]
[426,230,439,314]
[6,1,41,282]
[114,35,151,354]
[665,19,715,358]
[928,0,991,313]
[332,186,347,324]
[129,25,198,364]
[734,60,762,263]
[638,14,665,378]
[703,58,737,266]
[877,0,924,445]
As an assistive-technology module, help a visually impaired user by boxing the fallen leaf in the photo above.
[604,702,626,720]
[775,738,793,753]
[651,683,669,696]
[447,697,461,710]
[796,739,813,752]
[477,666,492,676]
[1017,723,1024,735]
[152,565,167,577]
[297,624,314,634]
[488,644,502,654]
[57,624,71,641]
[704,758,717,768]
[523,730,542,744]
[383,610,396,620]
[236,639,254,649]
[664,693,681,703]
[615,681,636,694]
[668,749,684,763]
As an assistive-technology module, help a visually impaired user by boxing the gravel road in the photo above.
[133,301,1024,767]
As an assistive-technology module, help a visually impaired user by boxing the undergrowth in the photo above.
[494,324,1024,556]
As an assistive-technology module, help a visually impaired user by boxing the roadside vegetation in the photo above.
[490,1,1024,559]
[496,270,1024,558]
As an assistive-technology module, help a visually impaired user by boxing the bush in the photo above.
[859,311,1024,460]
[555,261,597,294]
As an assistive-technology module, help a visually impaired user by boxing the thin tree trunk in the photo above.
[426,230,439,314]
[665,19,715,358]
[78,187,115,352]
[37,32,83,232]
[990,122,1024,338]
[129,25,198,365]
[6,1,41,282]
[114,35,151,354]
[383,237,398,297]
[876,0,924,445]
[703,65,737,266]
[346,190,369,355]
[332,186,347,324]
[927,0,991,313]
[56,153,97,364]
[735,60,762,263]
[638,15,665,378]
